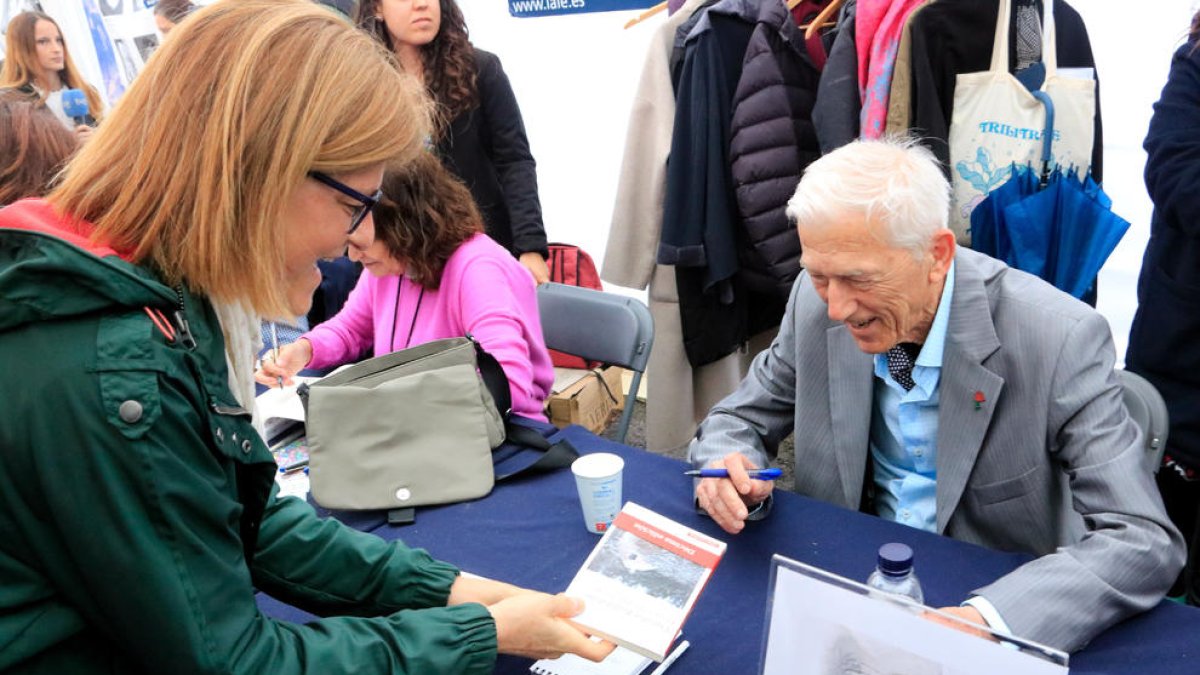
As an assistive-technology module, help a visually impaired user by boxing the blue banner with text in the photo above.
[509,0,655,19]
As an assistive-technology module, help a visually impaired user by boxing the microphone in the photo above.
[61,89,91,126]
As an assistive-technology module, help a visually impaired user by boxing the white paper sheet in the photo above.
[760,556,1068,675]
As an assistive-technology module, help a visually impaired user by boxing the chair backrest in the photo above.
[536,283,654,374]
[1116,369,1169,473]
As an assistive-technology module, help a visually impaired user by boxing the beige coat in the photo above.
[603,0,774,453]
[885,0,934,135]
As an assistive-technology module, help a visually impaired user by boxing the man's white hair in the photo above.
[786,137,950,257]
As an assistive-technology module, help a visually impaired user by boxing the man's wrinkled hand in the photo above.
[694,452,774,534]
[923,605,997,642]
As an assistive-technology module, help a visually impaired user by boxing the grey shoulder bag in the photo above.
[299,336,576,511]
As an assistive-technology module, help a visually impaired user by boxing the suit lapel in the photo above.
[935,254,1003,534]
[828,325,873,507]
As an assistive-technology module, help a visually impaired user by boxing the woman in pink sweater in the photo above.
[257,153,553,420]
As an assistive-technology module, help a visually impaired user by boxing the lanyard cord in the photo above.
[389,277,426,352]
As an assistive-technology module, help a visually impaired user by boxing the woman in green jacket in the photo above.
[0,1,610,673]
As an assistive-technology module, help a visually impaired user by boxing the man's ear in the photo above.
[929,228,956,279]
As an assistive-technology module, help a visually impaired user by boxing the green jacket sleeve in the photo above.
[252,486,460,617]
[16,358,497,674]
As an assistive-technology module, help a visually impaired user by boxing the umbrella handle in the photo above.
[1031,90,1056,189]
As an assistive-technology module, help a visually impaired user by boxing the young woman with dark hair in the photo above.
[354,0,552,284]
[257,151,554,421]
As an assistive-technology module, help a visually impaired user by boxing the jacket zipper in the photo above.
[172,284,198,351]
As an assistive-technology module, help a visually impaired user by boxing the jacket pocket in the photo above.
[1130,267,1200,377]
[970,465,1040,506]
[96,370,162,440]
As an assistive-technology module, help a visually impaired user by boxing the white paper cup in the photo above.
[571,452,624,534]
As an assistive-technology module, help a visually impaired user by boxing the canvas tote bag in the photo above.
[300,336,578,512]
[946,0,1095,243]
[301,337,507,511]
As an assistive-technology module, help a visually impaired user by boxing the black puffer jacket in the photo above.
[659,0,794,368]
[728,0,821,297]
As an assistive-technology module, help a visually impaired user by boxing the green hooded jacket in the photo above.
[0,200,497,674]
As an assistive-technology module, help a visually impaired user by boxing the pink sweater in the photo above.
[303,233,553,421]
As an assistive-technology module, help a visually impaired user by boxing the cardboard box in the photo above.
[546,366,626,435]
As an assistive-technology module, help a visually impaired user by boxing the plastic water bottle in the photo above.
[865,542,924,604]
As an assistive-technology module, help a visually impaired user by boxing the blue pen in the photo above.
[684,467,782,480]
[279,460,309,475]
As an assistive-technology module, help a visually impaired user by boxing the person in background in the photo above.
[0,92,77,206]
[316,0,357,18]
[688,137,1182,653]
[1126,8,1200,607]
[256,151,554,421]
[354,0,552,285]
[0,11,102,143]
[153,0,197,37]
[0,1,611,672]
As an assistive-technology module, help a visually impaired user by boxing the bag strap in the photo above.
[472,335,513,417]
[469,336,579,479]
[497,422,579,480]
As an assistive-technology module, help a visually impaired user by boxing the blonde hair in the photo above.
[0,11,105,117]
[50,0,430,317]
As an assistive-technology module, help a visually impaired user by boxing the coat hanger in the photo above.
[795,0,844,39]
[624,1,668,29]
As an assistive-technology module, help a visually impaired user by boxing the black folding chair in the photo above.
[1116,369,1169,473]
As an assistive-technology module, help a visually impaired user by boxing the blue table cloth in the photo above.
[258,424,1200,673]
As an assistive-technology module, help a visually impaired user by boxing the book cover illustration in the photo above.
[565,502,726,662]
[273,435,309,472]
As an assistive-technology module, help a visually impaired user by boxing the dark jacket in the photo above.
[670,0,720,87]
[728,0,821,297]
[1127,42,1200,468]
[659,0,754,287]
[660,0,787,367]
[0,199,496,674]
[436,48,548,258]
[906,0,1103,181]
[812,8,859,152]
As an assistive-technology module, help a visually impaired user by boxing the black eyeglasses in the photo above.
[309,171,383,235]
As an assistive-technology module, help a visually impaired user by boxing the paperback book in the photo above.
[564,502,726,662]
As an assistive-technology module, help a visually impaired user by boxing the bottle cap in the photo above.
[877,542,914,576]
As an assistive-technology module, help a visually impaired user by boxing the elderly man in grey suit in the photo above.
[689,137,1184,652]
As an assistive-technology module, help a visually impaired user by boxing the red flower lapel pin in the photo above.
[973,391,986,411]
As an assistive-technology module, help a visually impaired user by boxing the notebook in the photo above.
[256,377,320,443]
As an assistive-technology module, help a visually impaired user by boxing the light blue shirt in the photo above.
[868,263,955,532]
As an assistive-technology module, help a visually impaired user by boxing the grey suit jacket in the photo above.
[689,247,1184,652]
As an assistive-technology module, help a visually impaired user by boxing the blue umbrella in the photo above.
[1003,166,1130,299]
[969,163,1037,264]
[968,90,1129,299]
